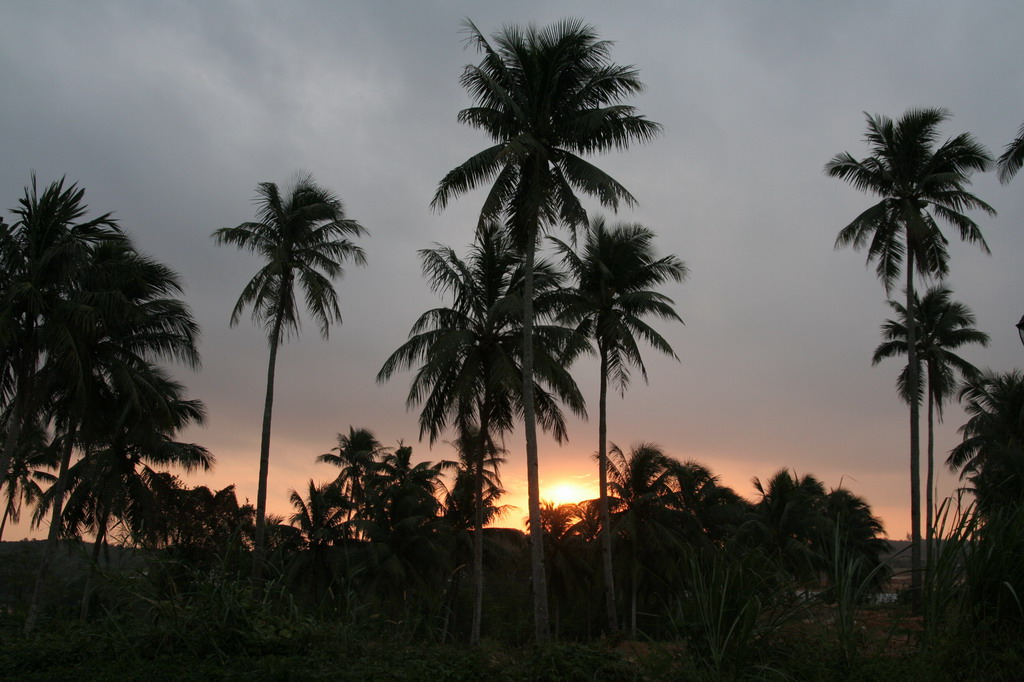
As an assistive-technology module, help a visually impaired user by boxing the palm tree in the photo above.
[552,217,687,632]
[212,173,367,578]
[0,419,55,542]
[0,176,122,517]
[997,121,1024,184]
[355,444,452,605]
[287,479,349,603]
[606,442,687,635]
[821,487,890,594]
[532,501,593,639]
[825,108,994,596]
[377,223,585,643]
[55,369,211,618]
[749,469,828,582]
[432,19,660,640]
[24,237,203,631]
[316,426,387,521]
[872,286,988,547]
[949,370,1024,514]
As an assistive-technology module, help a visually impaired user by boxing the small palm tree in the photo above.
[826,108,994,595]
[949,370,1024,514]
[552,217,687,632]
[212,173,367,578]
[606,442,687,635]
[316,426,387,522]
[0,420,55,542]
[287,479,349,603]
[749,470,828,581]
[873,286,988,546]
[433,19,660,640]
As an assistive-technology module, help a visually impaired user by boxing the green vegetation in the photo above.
[2,16,1024,681]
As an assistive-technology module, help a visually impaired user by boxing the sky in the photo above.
[2,1,1023,541]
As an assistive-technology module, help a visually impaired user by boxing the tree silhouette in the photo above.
[949,370,1024,514]
[826,108,994,596]
[378,224,584,642]
[433,19,660,640]
[873,286,987,547]
[552,217,686,632]
[212,173,367,578]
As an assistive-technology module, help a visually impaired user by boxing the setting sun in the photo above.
[543,480,596,507]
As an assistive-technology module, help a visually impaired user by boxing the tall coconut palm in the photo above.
[552,217,686,632]
[377,223,585,643]
[872,286,988,547]
[212,173,367,578]
[825,108,994,596]
[432,19,660,640]
[948,370,1024,514]
[997,121,1024,184]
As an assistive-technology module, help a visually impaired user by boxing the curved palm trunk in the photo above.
[252,306,286,581]
[926,389,935,545]
[597,347,617,634]
[81,518,107,621]
[904,254,923,604]
[25,422,78,634]
[0,499,12,542]
[521,236,550,642]
[470,402,492,645]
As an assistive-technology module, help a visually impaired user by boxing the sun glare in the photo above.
[544,481,595,507]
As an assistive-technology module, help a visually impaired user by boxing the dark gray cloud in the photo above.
[2,1,1022,538]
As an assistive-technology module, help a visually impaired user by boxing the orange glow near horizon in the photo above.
[541,480,597,507]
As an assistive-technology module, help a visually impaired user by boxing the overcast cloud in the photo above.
[3,1,1022,539]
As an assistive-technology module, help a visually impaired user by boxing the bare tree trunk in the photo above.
[0,497,14,542]
[252,308,285,582]
[597,348,617,634]
[25,424,77,634]
[470,405,491,645]
[926,391,935,574]
[905,254,923,605]
[80,523,106,621]
[521,236,550,642]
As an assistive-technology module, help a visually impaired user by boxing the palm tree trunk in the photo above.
[252,306,286,582]
[80,520,106,620]
[926,389,935,573]
[25,422,78,634]
[597,347,617,634]
[0,500,11,542]
[470,403,492,645]
[630,561,638,637]
[521,232,550,642]
[904,254,923,604]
